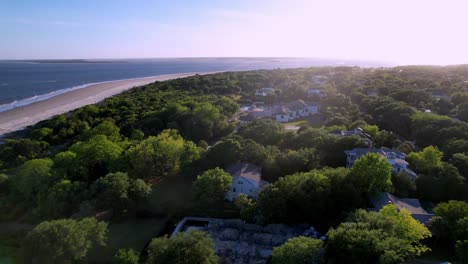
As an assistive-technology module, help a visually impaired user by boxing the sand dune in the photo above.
[0,72,214,135]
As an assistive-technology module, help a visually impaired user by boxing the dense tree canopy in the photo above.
[91,172,151,210]
[349,153,392,195]
[407,146,443,174]
[10,158,55,205]
[23,217,107,263]
[271,236,324,264]
[127,129,201,179]
[0,65,467,262]
[147,231,218,264]
[326,205,431,264]
[114,248,139,264]
[192,168,232,207]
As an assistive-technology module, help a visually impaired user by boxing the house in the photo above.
[307,89,325,98]
[274,100,319,123]
[255,90,267,97]
[370,192,434,224]
[367,90,379,97]
[262,87,275,94]
[225,162,269,201]
[330,127,373,147]
[431,91,450,100]
[274,106,291,122]
[255,88,275,97]
[286,100,310,117]
[344,148,417,179]
[312,76,329,86]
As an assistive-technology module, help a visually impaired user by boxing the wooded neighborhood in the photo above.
[0,65,467,263]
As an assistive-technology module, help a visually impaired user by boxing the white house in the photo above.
[308,103,319,114]
[273,100,319,123]
[255,88,275,97]
[307,89,325,98]
[225,162,269,201]
[344,148,417,180]
[274,106,292,122]
[255,90,267,97]
[262,87,275,94]
[312,76,329,86]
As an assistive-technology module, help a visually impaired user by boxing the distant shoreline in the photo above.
[21,59,129,64]
[0,72,217,136]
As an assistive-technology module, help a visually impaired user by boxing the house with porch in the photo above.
[225,162,269,201]
[273,100,319,123]
[344,148,417,180]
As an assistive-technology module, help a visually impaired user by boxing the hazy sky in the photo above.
[1,0,467,65]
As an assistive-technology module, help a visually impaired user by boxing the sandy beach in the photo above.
[0,72,214,135]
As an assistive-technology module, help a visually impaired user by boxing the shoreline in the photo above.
[0,71,217,136]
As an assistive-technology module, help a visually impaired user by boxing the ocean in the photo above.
[0,58,384,112]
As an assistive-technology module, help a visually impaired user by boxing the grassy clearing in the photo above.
[0,245,19,264]
[147,177,194,216]
[86,217,167,263]
[283,116,324,128]
[0,229,30,264]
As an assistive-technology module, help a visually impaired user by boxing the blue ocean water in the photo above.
[0,58,383,112]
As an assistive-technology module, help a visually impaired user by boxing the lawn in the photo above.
[85,217,167,263]
[147,177,194,216]
[283,116,325,128]
[0,228,30,264]
[0,245,19,264]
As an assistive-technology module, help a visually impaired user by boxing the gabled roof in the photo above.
[345,148,384,156]
[225,162,263,185]
[273,106,289,115]
[308,89,323,94]
[371,192,434,224]
[286,100,309,111]
[345,148,406,159]
[381,148,407,159]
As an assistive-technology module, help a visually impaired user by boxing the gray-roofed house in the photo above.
[344,148,417,180]
[225,162,269,201]
[274,100,319,123]
[329,127,373,147]
[307,89,325,98]
[255,88,275,97]
[371,192,434,224]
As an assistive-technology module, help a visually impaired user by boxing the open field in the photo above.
[86,218,167,263]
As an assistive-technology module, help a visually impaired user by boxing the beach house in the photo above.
[307,89,325,98]
[255,87,275,97]
[370,192,434,224]
[344,148,417,179]
[273,100,319,123]
[330,127,373,147]
[224,162,269,201]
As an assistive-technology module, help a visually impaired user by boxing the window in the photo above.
[233,188,236,192]
[238,181,243,184]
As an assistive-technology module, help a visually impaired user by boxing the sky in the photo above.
[1,0,467,65]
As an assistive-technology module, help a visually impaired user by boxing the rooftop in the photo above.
[226,162,263,184]
[371,192,434,224]
[286,99,309,111]
[345,148,406,159]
